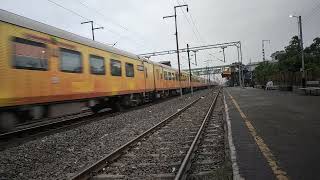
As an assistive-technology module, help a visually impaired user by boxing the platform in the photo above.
[224,87,320,180]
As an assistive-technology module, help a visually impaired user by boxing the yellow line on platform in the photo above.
[226,90,289,180]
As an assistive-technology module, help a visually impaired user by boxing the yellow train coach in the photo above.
[0,9,207,129]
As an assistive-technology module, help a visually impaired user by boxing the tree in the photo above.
[254,62,278,84]
[253,36,320,85]
[278,36,301,72]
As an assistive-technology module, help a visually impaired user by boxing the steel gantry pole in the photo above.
[187,44,193,95]
[193,50,198,66]
[163,4,188,97]
[237,44,242,87]
[262,40,270,61]
[239,42,245,87]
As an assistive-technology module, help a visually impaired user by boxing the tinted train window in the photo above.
[12,37,48,70]
[90,55,105,75]
[111,59,122,76]
[60,48,82,73]
[125,63,134,77]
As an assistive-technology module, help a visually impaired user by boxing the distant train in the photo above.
[0,9,208,130]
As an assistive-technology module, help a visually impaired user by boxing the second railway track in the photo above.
[70,88,227,180]
[0,94,181,150]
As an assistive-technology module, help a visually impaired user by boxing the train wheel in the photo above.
[32,106,49,120]
[90,105,101,114]
[0,112,18,132]
[111,102,123,112]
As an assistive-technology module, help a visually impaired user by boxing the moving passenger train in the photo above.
[0,9,208,130]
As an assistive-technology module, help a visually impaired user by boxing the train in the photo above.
[0,9,208,130]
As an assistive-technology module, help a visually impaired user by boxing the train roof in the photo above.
[0,9,144,60]
[0,9,185,74]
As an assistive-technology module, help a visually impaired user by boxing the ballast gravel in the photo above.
[0,89,210,180]
[99,90,217,178]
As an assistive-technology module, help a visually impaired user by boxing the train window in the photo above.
[110,59,122,76]
[12,37,48,71]
[176,73,178,81]
[164,71,167,80]
[89,55,105,75]
[125,63,134,77]
[60,48,82,73]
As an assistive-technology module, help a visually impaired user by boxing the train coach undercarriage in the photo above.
[0,87,207,132]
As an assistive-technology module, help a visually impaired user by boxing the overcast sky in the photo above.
[1,0,319,70]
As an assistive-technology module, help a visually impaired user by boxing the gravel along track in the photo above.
[187,92,232,180]
[0,89,212,180]
[89,90,219,180]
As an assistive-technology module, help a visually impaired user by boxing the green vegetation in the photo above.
[254,36,320,85]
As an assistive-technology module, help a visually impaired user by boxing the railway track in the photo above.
[0,110,99,150]
[0,92,199,151]
[70,88,225,180]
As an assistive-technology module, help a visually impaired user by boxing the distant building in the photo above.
[270,50,285,61]
[158,61,171,67]
[246,61,259,71]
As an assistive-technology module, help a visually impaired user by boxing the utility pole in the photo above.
[163,4,188,97]
[299,16,305,88]
[81,21,104,41]
[289,15,305,87]
[187,44,193,95]
[262,40,270,61]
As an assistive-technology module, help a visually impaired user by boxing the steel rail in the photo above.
[174,88,221,180]
[0,111,94,141]
[69,93,209,180]
[0,91,199,145]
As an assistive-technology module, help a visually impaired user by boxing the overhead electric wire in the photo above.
[181,0,205,43]
[78,0,129,31]
[77,0,154,49]
[176,0,226,65]
[46,0,148,51]
[303,2,320,25]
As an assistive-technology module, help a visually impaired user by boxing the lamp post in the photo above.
[163,4,189,97]
[81,21,104,41]
[289,15,306,87]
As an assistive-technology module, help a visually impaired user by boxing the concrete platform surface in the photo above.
[225,87,320,180]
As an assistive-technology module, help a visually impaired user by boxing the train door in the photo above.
[144,62,154,92]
